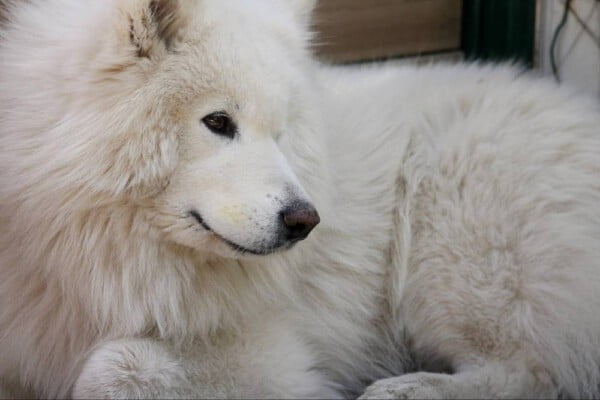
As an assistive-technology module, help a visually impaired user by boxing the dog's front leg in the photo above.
[359,361,558,399]
[73,331,340,399]
[72,339,200,399]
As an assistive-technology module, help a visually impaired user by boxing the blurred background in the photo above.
[1,1,597,97]
[313,0,600,98]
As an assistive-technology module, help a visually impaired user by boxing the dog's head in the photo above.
[128,0,321,257]
[1,0,321,258]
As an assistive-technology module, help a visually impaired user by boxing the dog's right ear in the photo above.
[115,0,187,59]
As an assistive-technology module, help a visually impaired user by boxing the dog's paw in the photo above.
[359,373,449,400]
[72,339,188,399]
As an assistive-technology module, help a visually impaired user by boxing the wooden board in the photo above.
[313,0,463,63]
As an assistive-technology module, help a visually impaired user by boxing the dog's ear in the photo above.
[288,0,317,25]
[121,0,186,58]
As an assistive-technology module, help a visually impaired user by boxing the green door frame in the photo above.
[462,0,536,67]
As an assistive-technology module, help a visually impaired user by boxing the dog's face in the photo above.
[46,0,320,258]
[146,0,320,257]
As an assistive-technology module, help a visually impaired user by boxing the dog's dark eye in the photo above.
[202,112,236,139]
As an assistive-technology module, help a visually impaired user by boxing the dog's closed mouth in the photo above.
[189,210,279,256]
[189,210,213,232]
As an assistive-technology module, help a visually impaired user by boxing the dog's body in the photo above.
[1,0,600,398]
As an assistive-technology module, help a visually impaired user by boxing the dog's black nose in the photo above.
[280,202,320,242]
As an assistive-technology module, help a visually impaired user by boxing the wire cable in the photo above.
[549,0,572,83]
[567,1,600,48]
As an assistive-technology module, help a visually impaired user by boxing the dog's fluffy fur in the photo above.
[1,0,600,398]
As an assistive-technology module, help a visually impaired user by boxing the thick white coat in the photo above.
[0,0,599,398]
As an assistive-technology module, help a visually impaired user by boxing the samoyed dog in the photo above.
[1,0,600,398]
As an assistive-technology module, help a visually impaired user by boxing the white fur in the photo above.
[1,1,600,398]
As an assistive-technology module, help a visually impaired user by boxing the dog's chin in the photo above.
[208,235,295,259]
[188,210,295,259]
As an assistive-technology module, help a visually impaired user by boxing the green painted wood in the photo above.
[462,0,536,67]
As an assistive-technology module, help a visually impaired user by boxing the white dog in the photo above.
[1,0,599,398]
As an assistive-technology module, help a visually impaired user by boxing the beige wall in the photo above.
[537,0,600,98]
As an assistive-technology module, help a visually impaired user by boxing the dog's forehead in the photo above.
[180,5,303,131]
